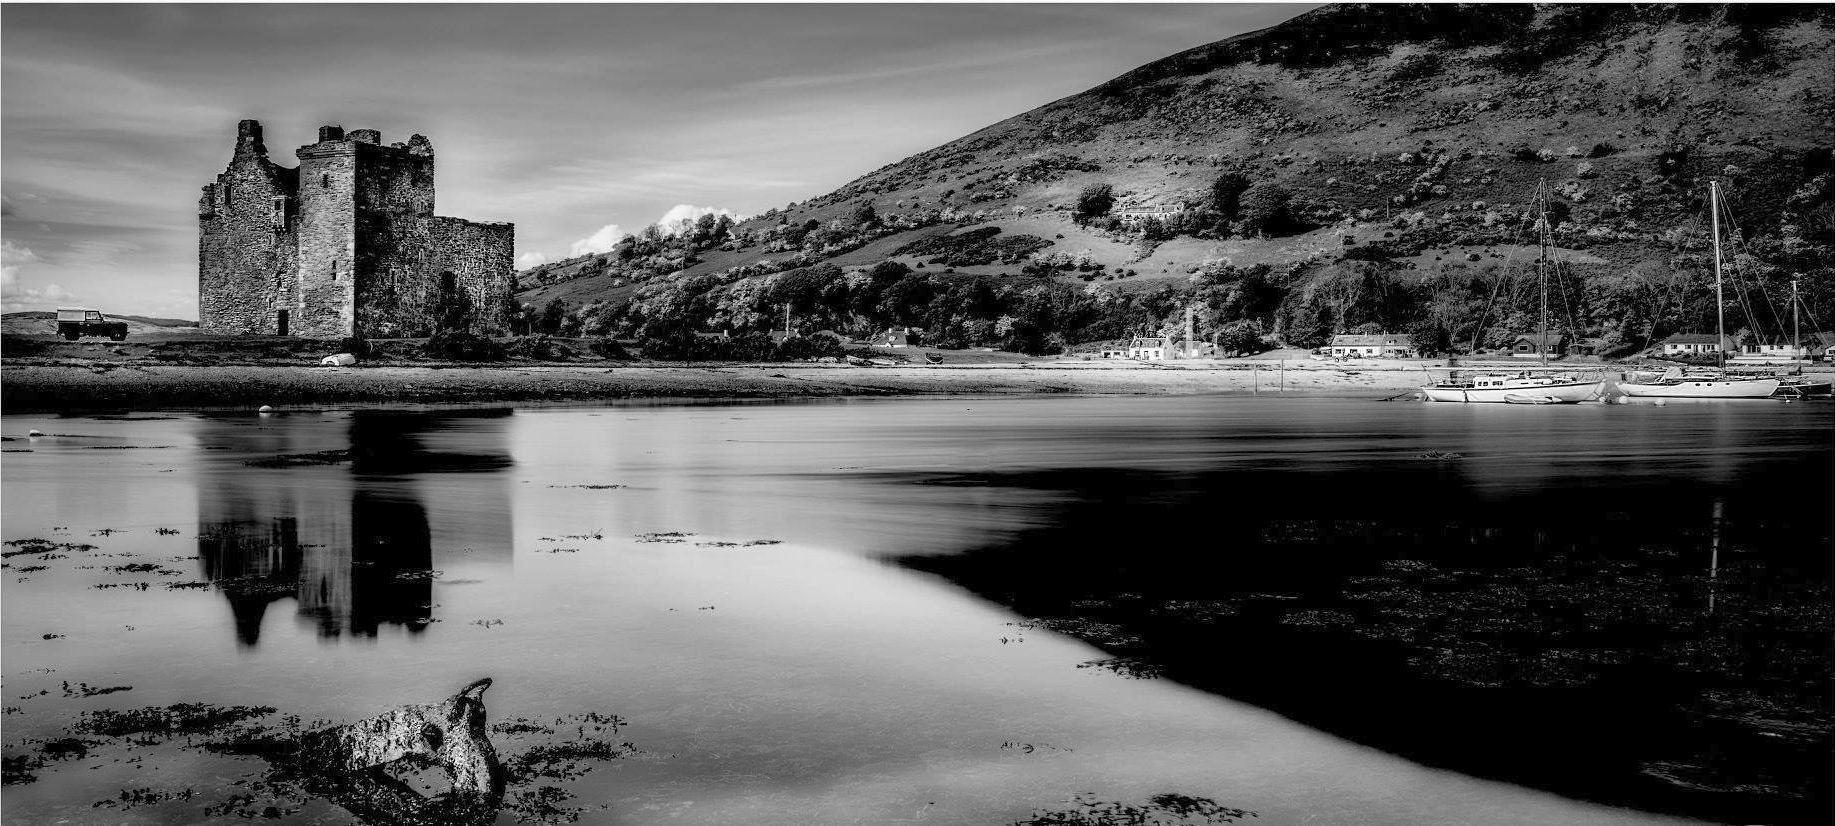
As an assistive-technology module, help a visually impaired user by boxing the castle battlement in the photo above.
[198,119,512,338]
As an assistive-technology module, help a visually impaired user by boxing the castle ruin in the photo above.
[198,120,513,338]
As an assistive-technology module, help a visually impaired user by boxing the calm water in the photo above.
[2,396,1828,825]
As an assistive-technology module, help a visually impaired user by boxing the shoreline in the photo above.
[1,362,1432,412]
[6,357,1822,413]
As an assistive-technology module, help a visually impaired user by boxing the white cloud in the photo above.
[516,251,550,269]
[568,224,626,258]
[655,204,745,236]
[1,239,81,312]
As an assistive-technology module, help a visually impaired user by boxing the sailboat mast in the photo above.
[1538,185,1550,367]
[1792,277,1801,374]
[1711,180,1726,370]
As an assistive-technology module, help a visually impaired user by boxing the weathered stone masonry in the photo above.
[199,120,512,338]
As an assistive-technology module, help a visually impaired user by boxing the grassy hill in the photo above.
[515,4,1833,356]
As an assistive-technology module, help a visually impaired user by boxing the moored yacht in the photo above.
[1616,366,1781,399]
[1616,180,1787,401]
[1424,372,1605,404]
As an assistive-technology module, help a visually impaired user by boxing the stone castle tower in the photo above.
[198,120,513,338]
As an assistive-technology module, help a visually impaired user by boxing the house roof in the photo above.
[1662,333,1729,345]
[1129,337,1168,347]
[1329,334,1414,347]
[1511,333,1567,343]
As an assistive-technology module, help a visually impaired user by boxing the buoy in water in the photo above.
[1653,399,1667,407]
[257,405,274,414]
[28,429,43,437]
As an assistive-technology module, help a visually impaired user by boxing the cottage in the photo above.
[1128,336,1170,360]
[1117,203,1189,226]
[1510,334,1567,359]
[1732,336,1823,362]
[878,327,921,348]
[1660,333,1735,357]
[1326,333,1417,358]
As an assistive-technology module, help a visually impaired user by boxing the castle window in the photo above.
[321,173,330,189]
[222,182,231,207]
[270,196,287,230]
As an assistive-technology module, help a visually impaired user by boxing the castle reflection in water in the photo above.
[196,409,514,645]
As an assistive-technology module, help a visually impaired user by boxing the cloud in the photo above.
[515,251,550,269]
[1,239,82,312]
[567,224,626,258]
[654,204,744,236]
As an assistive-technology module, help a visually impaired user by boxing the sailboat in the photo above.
[1422,184,1605,404]
[1617,180,1779,400]
[1773,278,1832,397]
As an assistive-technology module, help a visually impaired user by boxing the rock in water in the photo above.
[297,677,503,798]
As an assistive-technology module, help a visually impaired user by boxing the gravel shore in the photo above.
[1,361,1430,411]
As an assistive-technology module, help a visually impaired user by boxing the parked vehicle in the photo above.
[55,307,128,341]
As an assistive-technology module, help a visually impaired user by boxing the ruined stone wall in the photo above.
[198,120,298,334]
[430,217,514,335]
[352,136,436,337]
[294,141,358,338]
[202,121,512,340]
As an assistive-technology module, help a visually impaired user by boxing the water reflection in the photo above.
[197,410,514,645]
[896,456,1831,825]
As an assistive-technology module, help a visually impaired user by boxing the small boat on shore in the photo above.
[1424,372,1605,404]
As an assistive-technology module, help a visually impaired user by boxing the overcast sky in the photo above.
[2,3,1309,318]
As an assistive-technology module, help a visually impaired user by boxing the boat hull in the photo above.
[1616,378,1781,399]
[1422,380,1603,404]
[1774,379,1832,397]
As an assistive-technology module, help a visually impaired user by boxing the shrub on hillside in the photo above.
[892,227,1050,267]
[1075,183,1115,224]
[422,331,505,362]
[1239,183,1294,236]
[1386,53,1442,82]
[775,334,845,361]
[588,337,635,360]
[1211,172,1251,218]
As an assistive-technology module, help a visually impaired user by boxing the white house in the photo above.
[1731,336,1826,363]
[878,327,921,348]
[1128,336,1170,360]
[1117,203,1189,226]
[1660,333,1735,357]
[1326,333,1417,358]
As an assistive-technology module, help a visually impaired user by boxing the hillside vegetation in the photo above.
[514,3,1834,358]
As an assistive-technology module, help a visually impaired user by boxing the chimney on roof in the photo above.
[235,119,266,155]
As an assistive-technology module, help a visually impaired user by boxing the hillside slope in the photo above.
[516,4,1833,355]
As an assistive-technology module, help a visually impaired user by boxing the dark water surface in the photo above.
[2,396,1828,825]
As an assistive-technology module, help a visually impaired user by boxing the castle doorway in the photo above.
[276,310,289,336]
